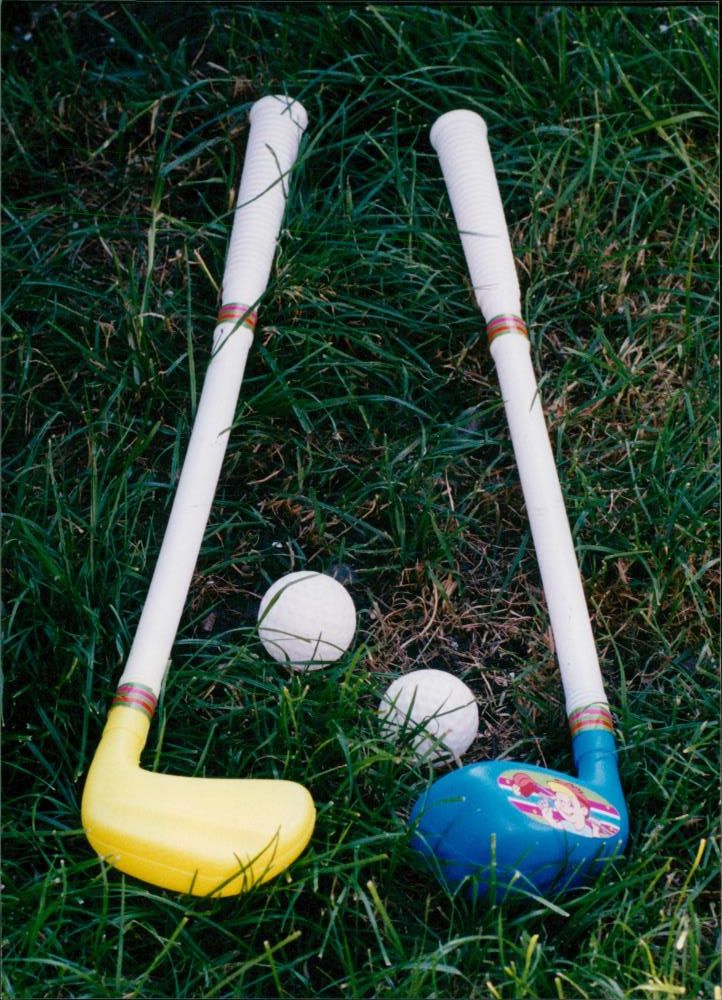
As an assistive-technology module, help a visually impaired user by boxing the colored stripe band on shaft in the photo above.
[486,314,528,344]
[216,302,258,331]
[112,683,158,720]
[568,704,615,737]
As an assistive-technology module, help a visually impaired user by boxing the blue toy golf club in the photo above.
[409,110,628,901]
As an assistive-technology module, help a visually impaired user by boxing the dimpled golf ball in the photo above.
[379,668,478,765]
[258,571,357,670]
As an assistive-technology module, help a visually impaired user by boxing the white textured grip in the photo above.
[430,109,521,321]
[119,96,307,696]
[222,95,308,306]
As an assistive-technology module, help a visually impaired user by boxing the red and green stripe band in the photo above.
[112,683,158,721]
[568,704,615,737]
[216,302,258,331]
[486,314,528,345]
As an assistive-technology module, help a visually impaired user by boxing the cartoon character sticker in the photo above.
[498,770,621,839]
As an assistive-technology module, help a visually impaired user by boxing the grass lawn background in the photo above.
[2,3,719,998]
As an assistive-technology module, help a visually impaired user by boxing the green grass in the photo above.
[2,3,719,997]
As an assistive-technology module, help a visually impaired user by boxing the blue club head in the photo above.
[409,729,628,902]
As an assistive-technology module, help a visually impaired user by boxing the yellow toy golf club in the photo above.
[81,95,316,897]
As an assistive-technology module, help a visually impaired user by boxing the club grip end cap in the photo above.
[250,94,308,134]
[430,108,487,150]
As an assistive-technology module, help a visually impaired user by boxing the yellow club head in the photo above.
[81,704,316,897]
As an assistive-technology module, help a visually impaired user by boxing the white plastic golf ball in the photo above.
[258,571,356,670]
[379,668,478,765]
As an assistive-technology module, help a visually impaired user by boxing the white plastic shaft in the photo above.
[490,336,606,712]
[430,109,607,714]
[119,96,307,696]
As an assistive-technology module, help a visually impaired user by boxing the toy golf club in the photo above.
[81,95,316,897]
[409,110,628,901]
